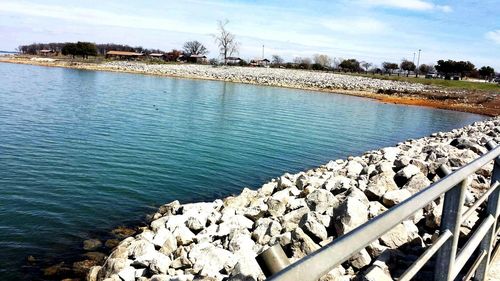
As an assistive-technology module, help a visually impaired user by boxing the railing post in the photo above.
[434,165,468,281]
[256,244,290,277]
[474,141,500,281]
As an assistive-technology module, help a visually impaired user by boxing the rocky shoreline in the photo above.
[75,117,499,281]
[1,57,498,116]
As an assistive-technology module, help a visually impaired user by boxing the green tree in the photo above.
[339,59,360,72]
[62,43,77,58]
[478,66,495,80]
[75,42,97,59]
[418,64,434,75]
[455,61,475,78]
[400,59,416,77]
[382,62,399,75]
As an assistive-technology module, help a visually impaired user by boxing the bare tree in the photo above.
[361,61,372,74]
[293,57,312,69]
[313,54,332,68]
[213,19,239,64]
[271,54,284,66]
[332,57,344,72]
[183,41,208,55]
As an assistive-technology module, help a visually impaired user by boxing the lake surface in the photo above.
[0,63,484,279]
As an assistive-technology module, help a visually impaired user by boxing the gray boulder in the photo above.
[252,218,282,245]
[334,197,368,235]
[382,189,412,207]
[305,189,339,214]
[299,212,329,241]
[365,172,397,200]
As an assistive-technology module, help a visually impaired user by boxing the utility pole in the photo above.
[416,49,421,77]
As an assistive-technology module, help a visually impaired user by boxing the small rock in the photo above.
[83,239,102,251]
[105,239,120,249]
[349,249,372,269]
[111,226,136,239]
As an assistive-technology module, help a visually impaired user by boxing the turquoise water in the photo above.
[0,63,484,279]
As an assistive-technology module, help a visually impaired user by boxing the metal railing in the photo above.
[258,140,500,281]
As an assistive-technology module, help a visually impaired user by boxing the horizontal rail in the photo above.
[268,144,500,281]
[462,250,487,281]
[462,181,499,223]
[453,215,495,279]
[398,230,452,281]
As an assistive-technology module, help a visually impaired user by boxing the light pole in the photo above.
[416,49,421,77]
[412,52,416,64]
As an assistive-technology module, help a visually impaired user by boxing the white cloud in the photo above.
[486,30,500,45]
[322,18,387,34]
[0,1,212,35]
[361,0,452,12]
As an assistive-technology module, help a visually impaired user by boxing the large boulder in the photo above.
[403,173,431,194]
[299,212,329,242]
[127,239,155,259]
[382,189,412,207]
[188,243,235,278]
[267,198,287,217]
[379,221,419,248]
[365,172,398,200]
[349,249,372,270]
[281,207,310,232]
[346,161,364,177]
[290,228,321,259]
[360,265,392,281]
[450,138,487,154]
[252,218,282,245]
[394,164,421,186]
[324,176,353,195]
[334,197,368,236]
[228,251,264,281]
[305,189,339,214]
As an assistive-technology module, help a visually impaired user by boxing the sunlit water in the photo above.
[0,63,484,279]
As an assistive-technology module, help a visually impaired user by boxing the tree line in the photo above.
[17,19,496,80]
[18,42,165,57]
[268,55,496,80]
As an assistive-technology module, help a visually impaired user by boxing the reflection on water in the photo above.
[0,63,484,279]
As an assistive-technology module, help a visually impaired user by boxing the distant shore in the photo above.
[1,56,497,116]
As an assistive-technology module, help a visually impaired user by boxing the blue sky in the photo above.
[1,0,499,69]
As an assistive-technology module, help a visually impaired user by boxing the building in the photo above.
[38,49,57,56]
[250,58,270,67]
[226,57,242,65]
[149,53,164,59]
[105,51,143,60]
[188,55,207,64]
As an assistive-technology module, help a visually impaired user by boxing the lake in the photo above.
[0,63,484,279]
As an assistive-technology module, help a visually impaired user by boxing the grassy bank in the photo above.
[348,73,500,93]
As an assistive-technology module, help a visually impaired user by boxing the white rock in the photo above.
[334,197,368,235]
[305,189,338,214]
[117,266,136,281]
[382,189,412,207]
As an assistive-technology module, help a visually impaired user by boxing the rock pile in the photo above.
[89,117,499,281]
[100,62,429,93]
